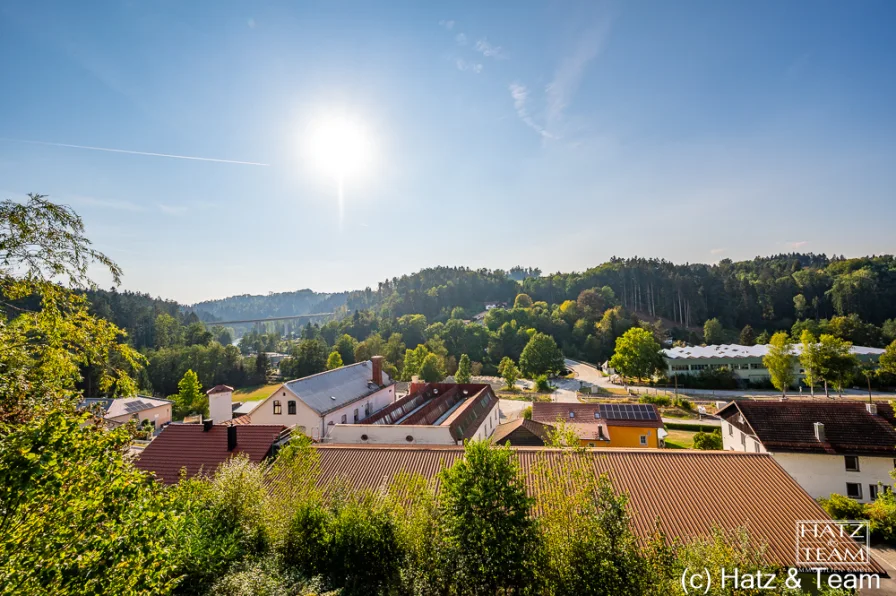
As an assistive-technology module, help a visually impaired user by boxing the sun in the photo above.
[304,112,374,180]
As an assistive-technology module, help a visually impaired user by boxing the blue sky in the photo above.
[1,0,894,303]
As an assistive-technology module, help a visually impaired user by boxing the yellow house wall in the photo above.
[579,425,660,448]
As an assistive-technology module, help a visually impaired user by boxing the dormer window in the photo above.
[594,412,601,419]
[569,411,575,419]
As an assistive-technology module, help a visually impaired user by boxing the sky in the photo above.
[1,0,895,304]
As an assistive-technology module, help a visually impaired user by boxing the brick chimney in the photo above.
[227,425,237,451]
[371,355,384,386]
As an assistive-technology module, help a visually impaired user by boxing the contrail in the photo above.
[1,138,269,166]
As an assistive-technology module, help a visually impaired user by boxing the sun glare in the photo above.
[305,113,374,180]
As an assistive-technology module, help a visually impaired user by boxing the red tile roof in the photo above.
[135,423,285,484]
[206,384,234,394]
[531,402,664,429]
[718,401,896,456]
[308,445,882,573]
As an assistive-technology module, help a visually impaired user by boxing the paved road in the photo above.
[661,416,721,427]
[498,399,531,422]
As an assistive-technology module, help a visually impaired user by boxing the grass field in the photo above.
[233,383,281,401]
[663,428,698,449]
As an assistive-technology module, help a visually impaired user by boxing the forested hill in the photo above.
[340,255,896,331]
[190,289,347,322]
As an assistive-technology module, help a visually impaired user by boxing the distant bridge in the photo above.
[200,312,335,326]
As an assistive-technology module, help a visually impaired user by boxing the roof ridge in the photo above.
[284,361,369,385]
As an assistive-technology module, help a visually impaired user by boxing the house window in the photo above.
[593,412,600,419]
[341,414,347,424]
[741,432,746,446]
[568,411,575,419]
[754,442,760,453]
[639,435,647,446]
[353,408,359,423]
[870,484,879,501]
[846,483,863,500]
[588,442,595,447]
[845,456,860,472]
[728,423,733,436]
[273,400,282,415]
[287,401,296,415]
[365,403,371,416]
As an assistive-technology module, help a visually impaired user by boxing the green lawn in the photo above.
[233,383,281,402]
[663,428,698,449]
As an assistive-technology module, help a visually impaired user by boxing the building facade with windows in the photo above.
[223,357,395,440]
[663,343,883,385]
[530,403,665,448]
[717,400,896,503]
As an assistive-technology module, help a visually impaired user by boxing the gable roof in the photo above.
[308,445,882,573]
[283,361,393,415]
[104,396,172,419]
[135,423,285,484]
[718,401,896,456]
[492,418,551,444]
[531,402,663,429]
[207,384,234,394]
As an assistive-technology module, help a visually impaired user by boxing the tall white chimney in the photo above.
[814,422,825,442]
[867,403,878,416]
[207,384,234,423]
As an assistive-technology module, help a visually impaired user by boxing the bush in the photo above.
[534,374,552,392]
[692,430,723,450]
[865,487,896,543]
[210,559,304,596]
[818,493,865,521]
[673,397,693,411]
[639,394,671,407]
[522,406,533,420]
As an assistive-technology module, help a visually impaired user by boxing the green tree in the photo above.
[608,327,663,383]
[816,334,860,397]
[154,312,181,348]
[254,349,269,382]
[326,351,344,370]
[880,340,896,376]
[739,324,756,346]
[401,344,430,381]
[763,332,795,397]
[755,330,770,345]
[533,374,551,393]
[455,354,472,383]
[334,334,358,365]
[519,332,564,377]
[174,369,207,418]
[498,357,521,390]
[281,338,328,379]
[418,353,445,383]
[703,318,724,345]
[800,330,821,397]
[439,441,539,595]
[0,411,177,594]
[513,293,534,309]
[693,430,723,450]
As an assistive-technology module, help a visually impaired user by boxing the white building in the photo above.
[79,396,173,433]
[218,357,395,440]
[326,382,500,445]
[663,343,884,384]
[717,400,896,503]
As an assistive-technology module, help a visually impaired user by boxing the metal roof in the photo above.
[283,361,393,415]
[664,343,884,360]
[103,396,172,418]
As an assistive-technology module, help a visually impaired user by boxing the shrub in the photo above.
[673,397,693,411]
[639,394,671,407]
[534,374,552,392]
[522,406,533,420]
[865,487,896,543]
[692,430,723,450]
[818,493,865,521]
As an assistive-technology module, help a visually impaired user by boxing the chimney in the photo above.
[814,422,825,442]
[207,385,234,423]
[371,355,384,386]
[867,403,878,416]
[227,425,237,451]
[203,418,214,432]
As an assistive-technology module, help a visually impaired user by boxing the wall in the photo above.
[249,384,396,440]
[666,353,881,386]
[209,391,233,423]
[579,425,660,448]
[721,420,767,454]
[108,404,171,429]
[771,452,894,503]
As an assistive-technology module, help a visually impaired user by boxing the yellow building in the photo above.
[531,403,663,448]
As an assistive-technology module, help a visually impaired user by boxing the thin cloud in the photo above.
[710,248,726,255]
[545,23,609,131]
[786,241,809,249]
[456,59,483,74]
[509,83,552,138]
[158,204,188,215]
[439,19,455,30]
[475,39,507,59]
[3,138,269,166]
[455,33,468,46]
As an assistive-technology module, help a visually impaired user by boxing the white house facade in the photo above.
[718,400,896,503]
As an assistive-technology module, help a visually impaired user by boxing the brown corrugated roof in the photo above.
[309,445,882,573]
[532,402,664,429]
[136,423,285,484]
[719,401,896,456]
[492,418,552,444]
